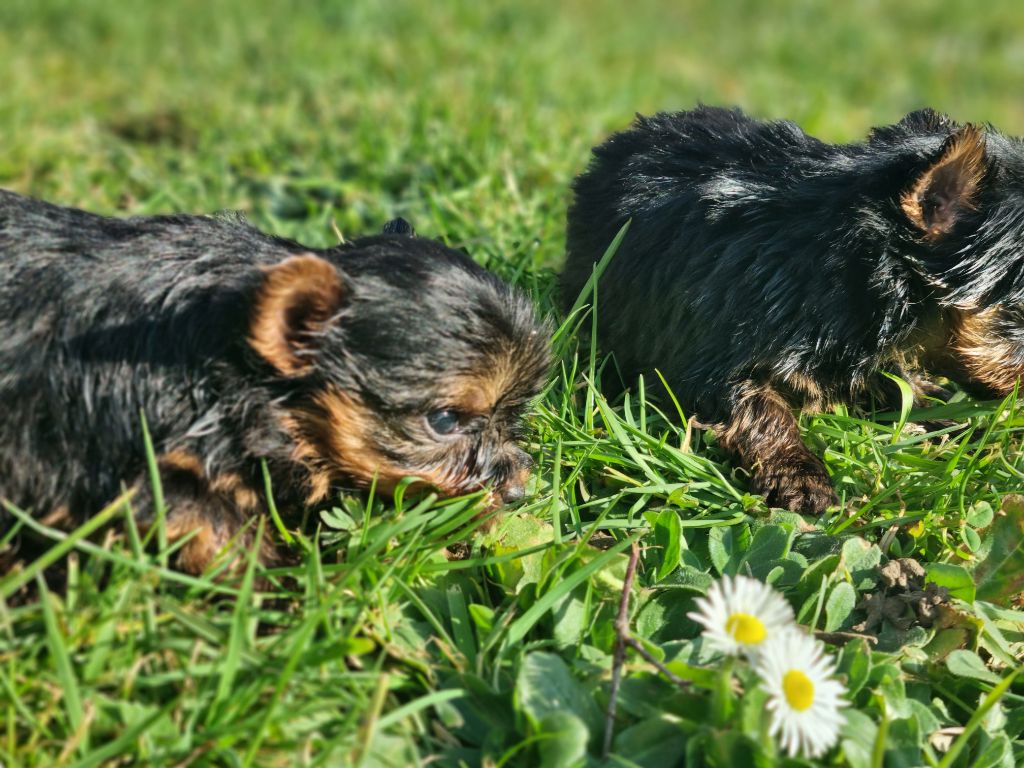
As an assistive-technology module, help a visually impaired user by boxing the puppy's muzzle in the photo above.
[493,447,533,504]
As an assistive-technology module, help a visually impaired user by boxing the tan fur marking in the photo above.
[150,452,220,573]
[901,125,986,239]
[209,473,261,512]
[249,254,344,376]
[163,509,223,575]
[161,449,205,476]
[719,384,800,462]
[778,371,825,410]
[151,452,270,574]
[951,308,1024,395]
[441,350,519,416]
[160,500,276,576]
[38,505,73,529]
[282,389,461,504]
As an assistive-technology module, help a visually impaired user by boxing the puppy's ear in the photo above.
[249,254,345,376]
[382,217,415,236]
[901,125,987,239]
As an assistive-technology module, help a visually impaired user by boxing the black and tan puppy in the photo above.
[0,190,549,572]
[563,106,1024,513]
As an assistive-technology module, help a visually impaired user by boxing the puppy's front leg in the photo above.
[134,451,280,575]
[717,382,836,514]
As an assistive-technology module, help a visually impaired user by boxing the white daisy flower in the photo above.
[756,628,848,759]
[687,574,795,658]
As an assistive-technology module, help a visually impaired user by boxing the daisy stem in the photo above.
[711,656,735,727]
[871,696,888,768]
[603,539,641,760]
[759,700,776,759]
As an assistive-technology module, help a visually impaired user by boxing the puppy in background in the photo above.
[563,106,1024,512]
[0,191,550,572]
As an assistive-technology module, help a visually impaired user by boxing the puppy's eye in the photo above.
[427,409,462,436]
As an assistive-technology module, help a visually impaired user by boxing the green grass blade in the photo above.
[0,492,133,600]
[37,575,87,754]
[503,534,636,648]
[139,409,168,568]
[937,665,1022,768]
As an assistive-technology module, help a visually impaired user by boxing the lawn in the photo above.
[2,0,1024,765]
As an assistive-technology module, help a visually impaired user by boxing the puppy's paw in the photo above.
[754,451,837,515]
[910,374,953,403]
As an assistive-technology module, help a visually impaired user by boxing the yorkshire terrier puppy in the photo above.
[0,190,550,572]
[563,106,1024,513]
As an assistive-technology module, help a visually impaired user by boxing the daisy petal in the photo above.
[755,628,848,759]
[687,574,795,659]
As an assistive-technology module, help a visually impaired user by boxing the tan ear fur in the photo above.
[901,125,986,239]
[249,254,344,375]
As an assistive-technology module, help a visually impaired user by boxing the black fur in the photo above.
[381,217,416,236]
[0,190,550,569]
[563,106,1024,512]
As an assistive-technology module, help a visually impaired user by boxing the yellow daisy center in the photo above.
[724,612,766,645]
[783,670,815,711]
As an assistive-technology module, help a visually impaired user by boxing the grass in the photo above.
[2,0,1024,765]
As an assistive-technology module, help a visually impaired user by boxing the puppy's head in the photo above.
[891,113,1024,306]
[249,235,550,506]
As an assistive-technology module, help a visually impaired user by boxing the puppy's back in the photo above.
[0,191,291,514]
[561,107,928,416]
[563,107,830,303]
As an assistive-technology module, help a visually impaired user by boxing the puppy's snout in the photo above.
[499,483,526,503]
[496,447,533,503]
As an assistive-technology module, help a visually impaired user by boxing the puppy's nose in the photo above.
[499,481,526,503]
[497,448,533,503]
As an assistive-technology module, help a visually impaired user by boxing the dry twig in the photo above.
[603,540,690,759]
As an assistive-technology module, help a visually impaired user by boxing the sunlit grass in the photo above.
[2,1,1024,765]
